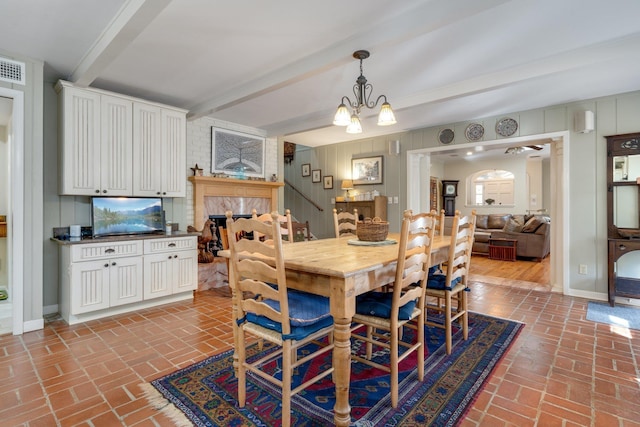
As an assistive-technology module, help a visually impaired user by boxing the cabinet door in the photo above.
[100,95,133,196]
[161,109,186,197]
[133,103,162,197]
[143,253,173,299]
[71,259,110,314]
[172,250,198,293]
[60,86,101,195]
[109,256,143,307]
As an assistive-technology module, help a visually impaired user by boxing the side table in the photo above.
[488,238,517,261]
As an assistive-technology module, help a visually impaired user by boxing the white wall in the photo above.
[0,48,44,330]
[184,117,278,228]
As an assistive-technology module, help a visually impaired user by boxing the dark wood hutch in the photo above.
[606,132,640,306]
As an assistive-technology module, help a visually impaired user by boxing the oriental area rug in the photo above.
[145,312,523,426]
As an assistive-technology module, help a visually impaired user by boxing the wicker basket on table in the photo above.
[357,217,389,242]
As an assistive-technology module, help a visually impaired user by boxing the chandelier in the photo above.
[333,50,396,134]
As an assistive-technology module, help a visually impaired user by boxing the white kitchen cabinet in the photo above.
[57,80,186,197]
[57,84,101,195]
[57,81,133,196]
[58,235,197,325]
[143,237,198,298]
[132,104,186,197]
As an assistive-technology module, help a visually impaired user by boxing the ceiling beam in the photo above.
[186,0,510,121]
[69,0,172,86]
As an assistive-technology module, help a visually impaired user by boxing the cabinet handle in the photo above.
[174,255,178,259]
[111,262,116,266]
[168,255,172,259]
[102,190,107,194]
[619,244,627,251]
[157,191,161,195]
[105,248,115,253]
[104,263,109,268]
[168,243,176,247]
[95,189,100,194]
[163,192,167,195]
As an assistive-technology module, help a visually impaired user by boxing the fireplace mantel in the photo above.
[189,176,284,229]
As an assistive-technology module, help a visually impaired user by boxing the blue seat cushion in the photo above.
[427,272,462,291]
[355,292,417,321]
[245,290,333,340]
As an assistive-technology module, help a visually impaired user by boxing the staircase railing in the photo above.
[284,178,324,211]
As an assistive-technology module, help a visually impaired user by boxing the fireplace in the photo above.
[188,176,284,230]
[189,176,284,291]
[208,214,252,255]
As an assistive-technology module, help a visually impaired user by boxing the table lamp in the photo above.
[341,179,354,200]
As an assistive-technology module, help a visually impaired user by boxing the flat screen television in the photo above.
[92,197,164,238]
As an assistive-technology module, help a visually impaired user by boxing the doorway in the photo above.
[407,131,569,294]
[0,88,25,335]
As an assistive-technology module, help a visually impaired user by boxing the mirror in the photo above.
[613,154,640,182]
[614,186,639,228]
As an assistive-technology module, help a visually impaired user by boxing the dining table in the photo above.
[220,232,450,426]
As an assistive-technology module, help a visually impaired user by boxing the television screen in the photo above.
[92,197,164,238]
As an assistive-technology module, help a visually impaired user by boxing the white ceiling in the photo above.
[2,0,640,147]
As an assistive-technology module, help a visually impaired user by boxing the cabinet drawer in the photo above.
[144,236,196,254]
[71,240,143,262]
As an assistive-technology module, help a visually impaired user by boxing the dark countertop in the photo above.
[51,231,200,246]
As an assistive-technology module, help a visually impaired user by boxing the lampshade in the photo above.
[346,114,362,134]
[341,179,354,190]
[377,102,397,126]
[333,103,351,126]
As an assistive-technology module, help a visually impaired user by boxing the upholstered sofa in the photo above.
[446,213,550,261]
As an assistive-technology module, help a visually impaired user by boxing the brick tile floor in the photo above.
[0,283,638,426]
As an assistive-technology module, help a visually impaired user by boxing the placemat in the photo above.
[347,238,397,246]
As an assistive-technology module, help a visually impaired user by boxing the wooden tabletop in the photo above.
[219,233,450,278]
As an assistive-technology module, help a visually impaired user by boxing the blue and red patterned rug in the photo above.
[148,312,522,426]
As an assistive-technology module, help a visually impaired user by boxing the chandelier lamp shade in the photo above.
[333,50,397,134]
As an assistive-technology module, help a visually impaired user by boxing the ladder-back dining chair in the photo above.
[350,210,435,408]
[425,209,476,355]
[252,208,294,243]
[290,220,312,241]
[225,211,335,427]
[333,208,358,238]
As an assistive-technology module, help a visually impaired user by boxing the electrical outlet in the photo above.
[579,264,587,275]
[330,198,335,204]
[394,196,399,204]
[388,197,392,204]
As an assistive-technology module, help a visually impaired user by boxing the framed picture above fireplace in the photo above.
[211,127,265,178]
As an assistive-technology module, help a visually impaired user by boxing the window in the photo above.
[467,169,515,206]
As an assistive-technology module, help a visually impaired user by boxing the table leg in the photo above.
[332,317,352,426]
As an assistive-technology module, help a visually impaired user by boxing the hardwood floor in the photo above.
[470,253,551,292]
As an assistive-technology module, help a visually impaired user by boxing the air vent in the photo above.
[0,57,26,85]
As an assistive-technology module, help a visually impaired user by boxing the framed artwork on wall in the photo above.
[211,127,265,178]
[352,156,383,185]
[323,175,333,189]
[312,169,321,183]
[302,163,311,177]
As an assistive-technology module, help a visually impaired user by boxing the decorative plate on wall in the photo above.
[496,117,518,137]
[438,128,455,144]
[465,123,484,142]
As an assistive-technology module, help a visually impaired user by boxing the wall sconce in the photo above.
[574,110,594,133]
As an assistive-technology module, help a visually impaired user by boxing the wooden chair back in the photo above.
[393,210,436,319]
[430,209,446,236]
[333,208,358,238]
[252,208,294,243]
[444,210,474,288]
[290,220,311,241]
[226,211,291,335]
